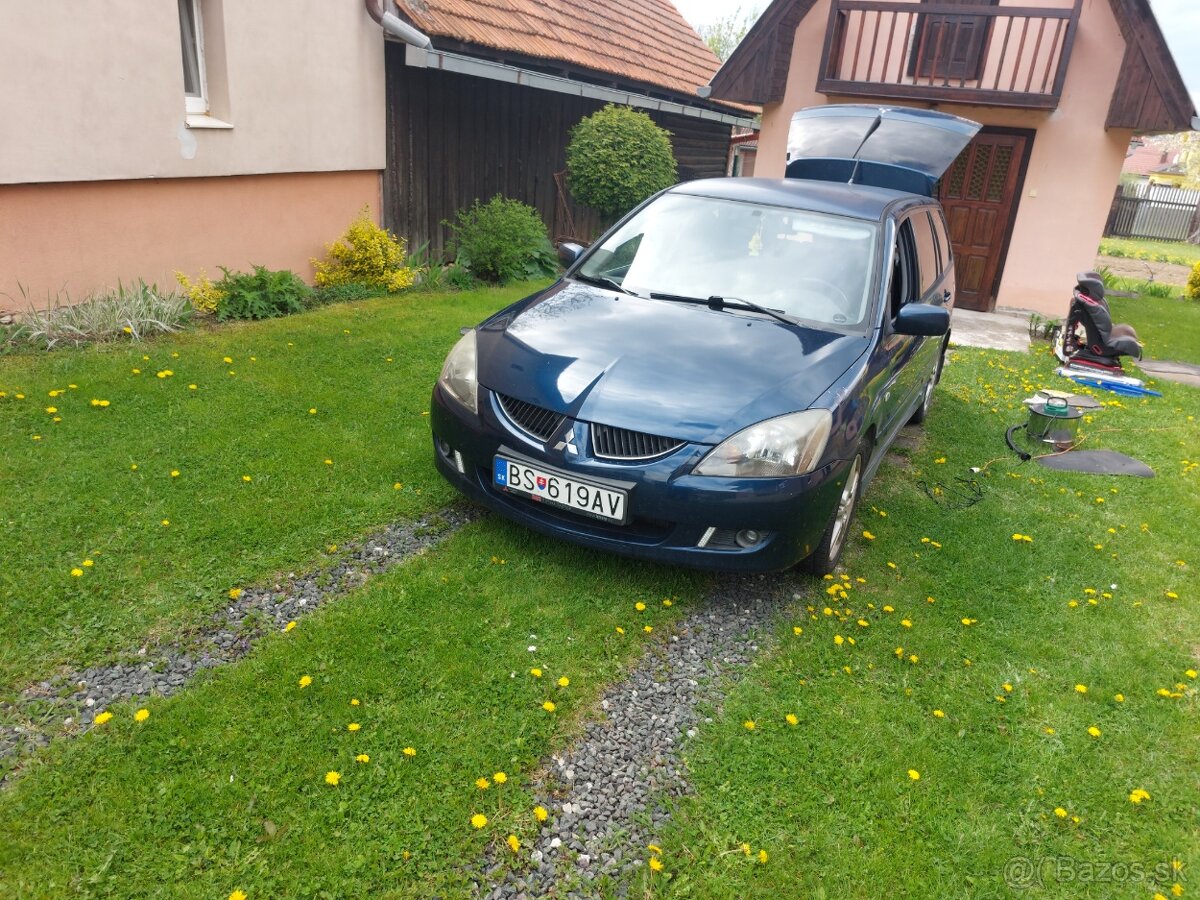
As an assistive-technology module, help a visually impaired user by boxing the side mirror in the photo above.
[557,242,585,267]
[894,303,950,337]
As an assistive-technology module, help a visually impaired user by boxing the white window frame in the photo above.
[179,0,208,115]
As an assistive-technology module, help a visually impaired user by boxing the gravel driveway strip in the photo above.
[0,505,476,780]
[476,573,796,898]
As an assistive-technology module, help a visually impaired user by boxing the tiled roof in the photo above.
[392,0,722,101]
[1123,144,1178,176]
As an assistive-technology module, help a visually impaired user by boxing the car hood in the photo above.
[477,281,870,445]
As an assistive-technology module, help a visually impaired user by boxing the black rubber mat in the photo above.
[1036,450,1154,477]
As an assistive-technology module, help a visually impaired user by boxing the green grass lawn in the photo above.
[1100,237,1200,268]
[1,300,1197,898]
[1108,294,1200,365]
[0,282,547,697]
[653,347,1199,897]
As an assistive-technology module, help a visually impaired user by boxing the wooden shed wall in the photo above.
[383,44,734,258]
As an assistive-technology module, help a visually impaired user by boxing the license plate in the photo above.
[493,456,628,524]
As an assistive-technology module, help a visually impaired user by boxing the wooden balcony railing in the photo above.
[817,0,1082,110]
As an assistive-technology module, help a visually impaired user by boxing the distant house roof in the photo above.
[391,0,725,104]
[1123,144,1179,176]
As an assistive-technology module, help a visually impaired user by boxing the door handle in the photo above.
[943,290,952,303]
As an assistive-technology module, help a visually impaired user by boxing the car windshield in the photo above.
[577,193,878,329]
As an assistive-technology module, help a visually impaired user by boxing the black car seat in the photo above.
[1061,271,1141,371]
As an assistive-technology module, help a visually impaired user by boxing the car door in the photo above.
[872,215,922,443]
[909,206,954,387]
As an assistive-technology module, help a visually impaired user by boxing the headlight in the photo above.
[694,410,833,477]
[438,331,478,414]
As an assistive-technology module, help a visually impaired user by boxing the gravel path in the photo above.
[475,572,796,898]
[0,506,475,779]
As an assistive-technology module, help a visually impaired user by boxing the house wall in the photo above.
[0,172,380,314]
[757,0,1134,316]
[0,1,386,184]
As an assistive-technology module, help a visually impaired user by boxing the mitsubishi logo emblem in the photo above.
[553,427,579,455]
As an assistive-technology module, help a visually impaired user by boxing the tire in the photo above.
[800,448,865,575]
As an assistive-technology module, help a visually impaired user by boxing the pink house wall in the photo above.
[0,172,380,314]
[756,0,1135,317]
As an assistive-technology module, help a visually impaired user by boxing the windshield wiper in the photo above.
[649,292,795,327]
[574,272,638,296]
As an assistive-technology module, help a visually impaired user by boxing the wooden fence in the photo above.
[1104,182,1200,243]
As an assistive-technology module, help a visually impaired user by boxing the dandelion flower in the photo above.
[471,813,487,829]
[1002,683,1013,693]
[534,805,549,822]
[171,470,180,477]
[45,406,57,414]
[635,602,646,611]
[476,777,491,790]
[493,771,507,784]
[649,857,664,872]
[1054,807,1067,818]
[615,626,625,635]
[1128,788,1150,804]
[643,625,653,633]
[1087,726,1101,738]
[558,677,569,688]
[901,619,912,628]
[834,634,844,646]
[350,698,360,706]
[355,754,370,764]
[908,654,919,664]
[1114,693,1125,702]
[242,475,252,482]
[862,530,875,540]
[284,621,297,632]
[506,834,520,853]
[325,771,341,786]
[530,668,542,678]
[542,701,556,713]
[1186,670,1197,679]
[758,849,768,864]
[94,711,113,725]
[70,568,84,577]
[743,720,756,731]
[785,713,798,726]
[230,891,247,900]
[403,747,416,757]
[228,588,242,600]
[347,723,361,732]
[1074,684,1088,694]
[161,519,170,527]
[883,605,894,613]
[663,599,673,607]
[309,408,317,415]
[298,675,313,688]
[933,709,945,718]
[907,769,920,781]
[223,357,233,364]
[134,708,149,723]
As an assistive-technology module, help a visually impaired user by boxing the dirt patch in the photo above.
[1095,255,1192,286]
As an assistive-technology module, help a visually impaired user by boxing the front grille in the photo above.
[591,424,685,460]
[495,392,564,443]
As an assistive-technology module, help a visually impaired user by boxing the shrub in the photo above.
[310,282,380,306]
[448,196,558,283]
[1133,279,1175,299]
[175,269,224,314]
[313,208,417,293]
[215,266,309,321]
[1188,261,1200,300]
[566,104,678,225]
[6,281,192,350]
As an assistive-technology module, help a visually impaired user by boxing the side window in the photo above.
[911,211,939,296]
[929,209,953,273]
[889,220,919,319]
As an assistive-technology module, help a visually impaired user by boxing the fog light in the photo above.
[436,437,452,456]
[735,529,764,548]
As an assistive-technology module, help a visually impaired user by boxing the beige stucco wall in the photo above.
[0,0,386,185]
[757,0,1135,317]
[0,172,380,313]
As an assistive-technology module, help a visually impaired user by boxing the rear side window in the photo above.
[911,211,939,296]
[929,209,952,273]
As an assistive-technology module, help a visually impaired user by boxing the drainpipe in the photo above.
[364,0,432,48]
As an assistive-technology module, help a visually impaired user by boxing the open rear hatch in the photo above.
[786,105,981,196]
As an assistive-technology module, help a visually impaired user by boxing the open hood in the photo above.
[786,105,981,196]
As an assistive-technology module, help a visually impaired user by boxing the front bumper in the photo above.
[430,383,851,572]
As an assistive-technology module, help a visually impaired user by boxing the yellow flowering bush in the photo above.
[312,208,416,293]
[175,270,225,315]
[1187,261,1200,300]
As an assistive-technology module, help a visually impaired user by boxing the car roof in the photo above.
[670,177,929,222]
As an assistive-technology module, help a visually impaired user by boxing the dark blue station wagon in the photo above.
[431,106,981,573]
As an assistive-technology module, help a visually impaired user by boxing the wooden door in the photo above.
[938,130,1030,312]
[910,0,999,81]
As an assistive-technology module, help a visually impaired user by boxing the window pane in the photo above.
[912,212,939,296]
[178,0,202,97]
